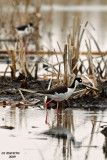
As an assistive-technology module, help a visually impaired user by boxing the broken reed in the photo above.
[61,18,83,87]
[56,20,106,89]
[44,19,106,99]
[2,19,106,89]
[4,39,33,79]
[19,38,28,78]
[4,43,17,79]
[18,38,33,79]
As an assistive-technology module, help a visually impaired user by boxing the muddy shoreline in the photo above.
[0,76,107,109]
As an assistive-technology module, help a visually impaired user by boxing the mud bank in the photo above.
[0,76,106,109]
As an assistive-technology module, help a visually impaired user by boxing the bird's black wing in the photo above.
[16,25,27,31]
[40,86,68,95]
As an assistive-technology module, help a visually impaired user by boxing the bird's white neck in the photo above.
[74,80,79,88]
[69,79,79,89]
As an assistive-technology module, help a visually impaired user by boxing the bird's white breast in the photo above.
[47,88,75,101]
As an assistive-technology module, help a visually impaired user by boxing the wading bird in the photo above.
[15,23,34,52]
[38,77,82,123]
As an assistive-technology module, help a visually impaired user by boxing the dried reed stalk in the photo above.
[4,43,17,79]
[103,51,107,78]
[54,49,61,85]
[82,83,99,91]
[79,21,88,48]
[80,24,105,63]
[35,62,38,79]
[19,88,36,93]
[63,44,68,86]
[19,39,32,79]
[86,38,92,75]
[57,41,62,52]
[70,18,81,74]
[71,17,76,46]
[44,78,52,104]
[19,39,27,78]
[67,34,72,75]
[18,89,25,100]
[85,41,98,88]
[3,65,10,78]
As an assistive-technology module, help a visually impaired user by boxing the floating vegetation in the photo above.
[0,126,15,130]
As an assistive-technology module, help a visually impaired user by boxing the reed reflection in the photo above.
[103,137,107,159]
[101,127,107,159]
[44,103,78,160]
[44,104,106,160]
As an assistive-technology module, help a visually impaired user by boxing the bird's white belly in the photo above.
[16,30,26,37]
[47,88,75,101]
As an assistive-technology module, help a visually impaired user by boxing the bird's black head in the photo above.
[29,23,33,26]
[75,77,82,83]
[69,77,82,88]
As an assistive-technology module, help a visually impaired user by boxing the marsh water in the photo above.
[0,106,107,160]
[0,3,107,51]
[40,6,107,51]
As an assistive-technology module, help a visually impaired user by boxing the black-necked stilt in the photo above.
[16,23,34,37]
[38,77,82,115]
[16,23,34,53]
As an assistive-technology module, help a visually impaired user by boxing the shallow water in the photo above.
[0,3,107,51]
[0,105,107,160]
[40,4,107,51]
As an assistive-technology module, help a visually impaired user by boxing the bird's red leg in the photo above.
[45,99,53,124]
[45,99,54,113]
[57,101,59,114]
[57,101,59,125]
